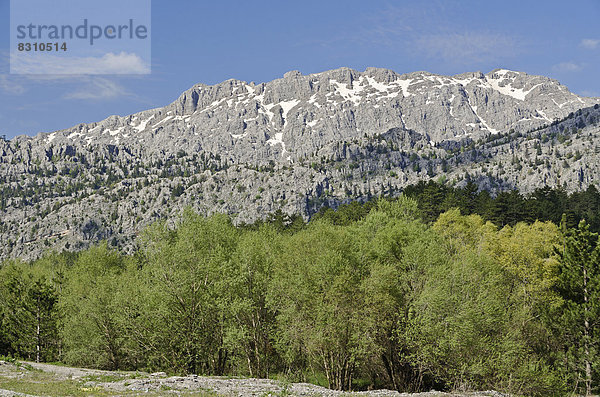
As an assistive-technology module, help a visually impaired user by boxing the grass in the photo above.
[0,371,115,396]
[0,365,221,397]
[0,356,40,373]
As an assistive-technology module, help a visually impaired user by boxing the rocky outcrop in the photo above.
[3,361,509,397]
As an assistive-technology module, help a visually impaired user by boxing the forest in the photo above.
[1,183,600,396]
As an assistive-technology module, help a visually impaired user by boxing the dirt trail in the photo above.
[24,361,123,380]
[1,360,509,397]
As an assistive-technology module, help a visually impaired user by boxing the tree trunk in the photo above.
[583,264,592,396]
[247,355,253,377]
[322,352,332,389]
[382,353,399,391]
[36,295,41,363]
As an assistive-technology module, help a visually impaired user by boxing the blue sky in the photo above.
[1,0,599,139]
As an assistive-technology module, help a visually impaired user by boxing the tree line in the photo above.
[1,191,600,396]
[314,181,600,232]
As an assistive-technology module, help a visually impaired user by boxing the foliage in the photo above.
[0,254,63,362]
[1,197,599,395]
[554,220,600,395]
[403,181,600,232]
[59,244,127,369]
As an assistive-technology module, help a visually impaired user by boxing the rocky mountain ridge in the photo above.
[1,67,599,260]
[25,68,597,161]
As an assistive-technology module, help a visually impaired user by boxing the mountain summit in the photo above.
[36,67,596,162]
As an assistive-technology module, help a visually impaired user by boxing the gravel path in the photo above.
[7,361,508,397]
[99,374,508,397]
[23,361,122,380]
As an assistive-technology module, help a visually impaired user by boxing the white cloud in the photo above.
[0,75,26,94]
[306,3,524,68]
[11,52,150,75]
[553,62,584,72]
[0,62,138,101]
[0,74,131,101]
[64,77,130,100]
[349,4,522,66]
[415,32,518,65]
[580,39,600,49]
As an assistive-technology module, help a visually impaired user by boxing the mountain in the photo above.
[1,67,599,259]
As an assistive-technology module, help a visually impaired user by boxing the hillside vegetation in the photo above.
[2,190,600,396]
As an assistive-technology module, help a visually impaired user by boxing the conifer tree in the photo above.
[556,220,600,396]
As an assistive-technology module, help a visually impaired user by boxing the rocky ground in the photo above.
[0,360,508,397]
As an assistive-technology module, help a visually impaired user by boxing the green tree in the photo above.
[60,244,127,369]
[0,258,61,362]
[556,220,600,396]
[128,211,240,375]
[416,211,566,395]
[268,220,366,390]
[355,198,445,392]
[226,225,280,377]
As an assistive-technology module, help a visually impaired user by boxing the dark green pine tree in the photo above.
[417,181,446,223]
[556,218,600,396]
[490,190,528,226]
